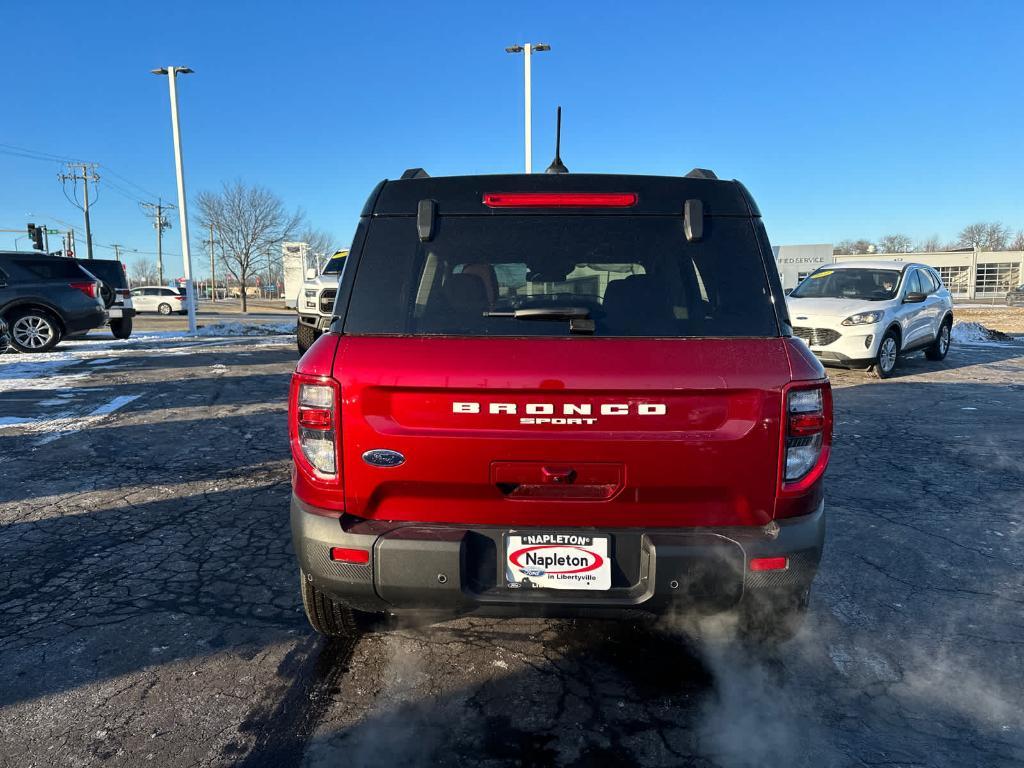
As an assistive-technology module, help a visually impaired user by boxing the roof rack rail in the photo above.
[684,168,718,180]
[400,168,430,180]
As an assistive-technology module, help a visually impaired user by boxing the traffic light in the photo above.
[27,223,44,251]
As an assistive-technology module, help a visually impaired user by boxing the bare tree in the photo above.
[915,235,944,252]
[956,221,1010,251]
[877,234,913,253]
[194,181,302,312]
[834,238,875,255]
[129,258,159,287]
[1010,230,1024,252]
[298,228,339,267]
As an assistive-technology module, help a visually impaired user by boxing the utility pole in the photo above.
[209,223,217,302]
[111,244,124,261]
[140,198,174,285]
[57,163,100,258]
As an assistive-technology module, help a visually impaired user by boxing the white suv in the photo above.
[786,260,953,378]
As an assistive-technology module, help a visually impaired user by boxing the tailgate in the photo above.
[335,337,790,528]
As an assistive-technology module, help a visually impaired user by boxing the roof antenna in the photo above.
[545,106,569,174]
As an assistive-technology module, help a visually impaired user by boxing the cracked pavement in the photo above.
[1,336,1022,767]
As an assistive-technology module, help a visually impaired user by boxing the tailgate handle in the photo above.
[541,466,576,484]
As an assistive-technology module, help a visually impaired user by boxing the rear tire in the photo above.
[300,570,360,639]
[7,309,62,353]
[110,317,133,339]
[157,303,172,315]
[925,318,951,361]
[297,322,319,355]
[871,330,900,379]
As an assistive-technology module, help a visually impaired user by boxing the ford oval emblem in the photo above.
[362,449,406,468]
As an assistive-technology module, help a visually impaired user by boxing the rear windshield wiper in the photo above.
[482,307,595,334]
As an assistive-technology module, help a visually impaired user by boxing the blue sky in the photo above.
[2,0,1023,275]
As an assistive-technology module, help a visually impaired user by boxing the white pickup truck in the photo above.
[296,249,348,355]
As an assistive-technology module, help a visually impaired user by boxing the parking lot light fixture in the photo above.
[505,43,551,173]
[152,65,198,335]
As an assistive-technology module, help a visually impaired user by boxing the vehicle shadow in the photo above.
[0,485,302,709]
[824,340,1024,378]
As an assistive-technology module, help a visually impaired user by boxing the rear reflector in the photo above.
[483,192,638,208]
[749,556,789,572]
[330,547,370,564]
[788,412,825,436]
[298,407,332,429]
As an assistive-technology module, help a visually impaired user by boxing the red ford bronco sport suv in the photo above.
[289,169,831,642]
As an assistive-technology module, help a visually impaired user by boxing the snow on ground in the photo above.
[195,320,296,336]
[1,321,294,396]
[952,321,1018,345]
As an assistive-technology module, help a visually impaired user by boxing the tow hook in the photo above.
[762,521,780,539]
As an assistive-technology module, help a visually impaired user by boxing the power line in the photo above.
[0,142,85,164]
[57,163,100,259]
[1,142,170,205]
[101,164,163,201]
[140,199,175,284]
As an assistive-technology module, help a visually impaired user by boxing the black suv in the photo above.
[0,251,107,352]
[72,258,135,339]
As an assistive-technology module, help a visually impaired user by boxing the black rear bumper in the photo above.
[292,496,825,617]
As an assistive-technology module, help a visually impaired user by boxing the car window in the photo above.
[345,215,778,338]
[78,259,128,288]
[12,258,88,280]
[905,271,924,295]
[791,268,901,301]
[922,270,940,293]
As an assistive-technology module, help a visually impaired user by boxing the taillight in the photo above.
[782,383,832,489]
[482,192,638,208]
[289,334,344,511]
[175,295,185,301]
[70,281,97,299]
[294,382,338,475]
[117,288,131,298]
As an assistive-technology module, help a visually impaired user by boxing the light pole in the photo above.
[152,65,198,335]
[505,43,550,173]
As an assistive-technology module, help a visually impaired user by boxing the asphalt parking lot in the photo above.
[1,333,1022,767]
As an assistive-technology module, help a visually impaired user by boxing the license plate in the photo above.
[504,533,611,591]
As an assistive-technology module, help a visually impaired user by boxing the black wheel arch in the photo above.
[883,322,902,348]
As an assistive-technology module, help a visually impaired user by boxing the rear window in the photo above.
[78,260,128,288]
[343,216,778,337]
[11,258,90,281]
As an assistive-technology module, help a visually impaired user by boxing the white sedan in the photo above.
[131,286,187,315]
[786,260,954,378]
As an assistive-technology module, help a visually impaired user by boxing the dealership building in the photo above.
[773,244,1023,302]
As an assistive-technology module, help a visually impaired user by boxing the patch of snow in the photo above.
[0,352,87,392]
[952,321,1017,345]
[0,416,35,427]
[195,321,296,337]
[89,394,140,417]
